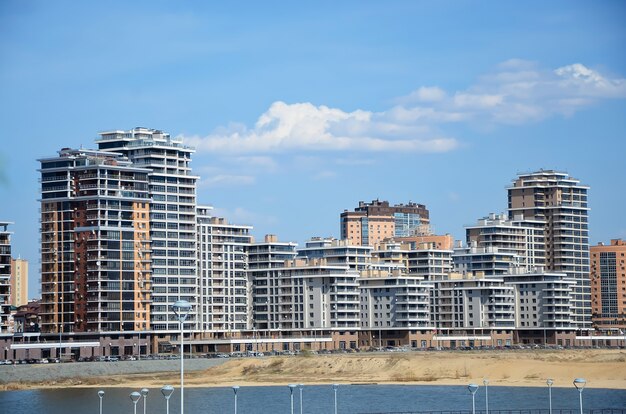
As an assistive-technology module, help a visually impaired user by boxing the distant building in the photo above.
[197,207,253,332]
[501,270,577,345]
[10,258,28,307]
[12,300,40,333]
[591,239,626,330]
[0,221,12,333]
[248,234,298,331]
[430,274,516,347]
[340,200,430,246]
[507,170,591,329]
[298,237,372,271]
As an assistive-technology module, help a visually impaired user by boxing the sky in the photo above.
[1,1,625,299]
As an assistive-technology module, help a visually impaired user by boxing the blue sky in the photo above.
[1,1,625,298]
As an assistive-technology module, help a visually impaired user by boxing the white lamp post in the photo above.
[140,388,149,414]
[573,378,586,414]
[161,385,174,414]
[288,384,297,414]
[468,384,479,414]
[299,384,304,414]
[97,390,104,414]
[546,378,554,414]
[332,384,339,414]
[483,378,489,414]
[172,300,192,414]
[130,391,141,414]
[233,385,240,414]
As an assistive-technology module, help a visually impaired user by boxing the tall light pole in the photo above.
[332,383,338,414]
[130,391,141,414]
[299,384,304,414]
[161,385,174,414]
[483,378,489,414]
[97,390,104,414]
[546,379,554,414]
[573,378,586,414]
[288,384,297,414]
[468,384,479,414]
[232,385,240,414]
[140,388,149,414]
[172,300,192,414]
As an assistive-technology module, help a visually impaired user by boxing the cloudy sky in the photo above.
[1,1,625,297]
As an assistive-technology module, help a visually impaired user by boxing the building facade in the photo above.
[248,235,298,331]
[340,200,430,246]
[197,207,253,332]
[507,170,591,329]
[97,128,199,332]
[501,270,577,345]
[591,239,626,330]
[38,148,152,334]
[0,222,12,333]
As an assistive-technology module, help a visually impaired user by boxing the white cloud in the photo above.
[183,101,458,154]
[183,61,626,154]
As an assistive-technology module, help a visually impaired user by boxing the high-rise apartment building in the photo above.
[97,128,199,332]
[10,258,28,307]
[39,148,151,334]
[248,235,298,330]
[0,222,12,333]
[197,207,253,332]
[507,170,591,329]
[340,200,430,246]
[590,239,626,330]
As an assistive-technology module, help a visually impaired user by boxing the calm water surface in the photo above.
[1,385,624,413]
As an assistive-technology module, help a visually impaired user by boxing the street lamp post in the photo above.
[172,300,192,414]
[161,385,174,414]
[332,384,338,414]
[140,388,149,414]
[483,378,489,414]
[288,384,297,414]
[574,378,586,414]
[299,384,304,414]
[130,391,141,414]
[546,379,554,414]
[97,390,104,414]
[468,384,479,414]
[232,385,240,414]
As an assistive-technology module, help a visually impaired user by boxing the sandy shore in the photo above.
[3,349,625,391]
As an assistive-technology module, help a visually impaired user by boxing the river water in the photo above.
[1,384,624,413]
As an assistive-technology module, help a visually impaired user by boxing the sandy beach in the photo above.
[2,349,625,391]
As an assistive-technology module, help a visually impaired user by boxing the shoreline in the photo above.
[2,349,625,391]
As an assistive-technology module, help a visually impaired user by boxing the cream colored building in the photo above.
[10,258,28,307]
